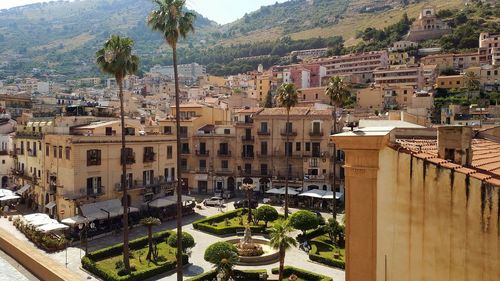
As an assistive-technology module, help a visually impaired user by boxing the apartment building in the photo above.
[373,64,424,90]
[356,84,415,111]
[297,87,330,105]
[479,32,500,65]
[466,64,500,92]
[12,116,177,220]
[312,51,389,84]
[0,117,15,188]
[421,52,480,70]
[435,75,466,89]
[272,63,327,89]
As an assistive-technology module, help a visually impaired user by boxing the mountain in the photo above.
[0,0,467,79]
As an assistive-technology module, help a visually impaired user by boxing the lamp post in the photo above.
[78,220,95,256]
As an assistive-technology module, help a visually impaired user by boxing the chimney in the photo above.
[437,126,473,166]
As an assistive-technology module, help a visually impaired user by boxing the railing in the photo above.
[196,168,208,173]
[180,150,190,155]
[86,187,104,197]
[195,150,210,156]
[309,129,324,137]
[241,152,254,159]
[0,150,8,156]
[217,150,232,157]
[235,120,253,126]
[304,175,326,181]
[240,170,270,177]
[143,152,156,163]
[280,129,297,137]
[257,130,271,136]
[120,152,136,165]
[216,168,233,174]
[241,136,255,142]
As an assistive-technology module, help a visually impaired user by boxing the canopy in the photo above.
[27,217,56,227]
[15,184,31,195]
[37,222,69,233]
[265,188,282,195]
[299,189,327,198]
[61,215,88,226]
[266,188,299,195]
[146,198,176,208]
[0,189,15,197]
[24,213,50,222]
[0,195,20,201]
[321,191,343,200]
[163,195,195,203]
[45,201,56,209]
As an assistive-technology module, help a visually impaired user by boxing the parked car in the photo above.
[203,196,223,206]
[234,199,258,209]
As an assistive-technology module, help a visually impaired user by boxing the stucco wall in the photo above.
[376,147,500,281]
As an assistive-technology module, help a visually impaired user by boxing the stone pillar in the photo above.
[331,134,388,281]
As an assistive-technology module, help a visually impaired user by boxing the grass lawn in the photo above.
[211,215,274,228]
[312,234,345,262]
[95,242,176,273]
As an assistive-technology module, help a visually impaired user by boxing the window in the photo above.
[219,143,229,155]
[46,144,49,156]
[221,160,228,169]
[260,142,268,156]
[315,93,318,99]
[181,143,190,154]
[224,129,231,134]
[87,149,101,166]
[143,147,155,163]
[167,146,173,159]
[312,122,321,134]
[244,163,252,175]
[121,148,135,165]
[260,164,268,176]
[124,127,135,136]
[286,122,293,133]
[305,143,311,152]
[180,159,188,171]
[87,177,102,196]
[163,126,172,135]
[312,143,321,157]
[65,147,71,160]
[260,122,268,133]
[20,141,24,154]
[58,146,62,159]
[143,170,154,186]
[199,160,206,171]
[105,127,113,136]
[285,142,293,156]
[179,126,188,138]
[296,142,301,151]
[53,146,57,157]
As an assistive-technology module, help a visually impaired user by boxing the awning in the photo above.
[24,213,50,222]
[146,198,176,208]
[45,201,56,209]
[0,195,21,201]
[299,189,326,198]
[61,215,88,226]
[80,199,138,220]
[15,184,31,195]
[266,188,282,195]
[322,191,343,200]
[164,195,195,203]
[28,217,55,227]
[0,189,15,197]
[37,223,69,233]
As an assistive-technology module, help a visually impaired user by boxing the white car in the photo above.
[203,196,223,206]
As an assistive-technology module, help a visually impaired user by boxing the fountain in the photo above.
[236,225,264,256]
[226,225,279,265]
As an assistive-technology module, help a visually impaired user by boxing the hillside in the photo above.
[0,0,469,79]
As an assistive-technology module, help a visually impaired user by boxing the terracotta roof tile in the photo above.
[427,158,447,165]
[470,172,492,181]
[485,178,500,186]
[440,162,461,169]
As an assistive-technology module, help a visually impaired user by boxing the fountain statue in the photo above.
[236,225,264,256]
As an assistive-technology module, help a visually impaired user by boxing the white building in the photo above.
[150,63,206,80]
[0,118,16,188]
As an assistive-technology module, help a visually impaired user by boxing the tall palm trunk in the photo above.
[119,78,130,271]
[278,245,285,281]
[146,226,153,260]
[172,44,184,281]
[332,105,337,221]
[247,190,252,222]
[284,110,290,219]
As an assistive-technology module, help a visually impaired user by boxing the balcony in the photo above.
[143,152,156,163]
[241,152,254,159]
[241,136,255,142]
[217,150,232,157]
[256,152,270,158]
[280,129,297,137]
[195,150,210,157]
[309,129,324,137]
[27,149,37,157]
[304,174,326,181]
[180,150,190,155]
[86,186,104,197]
[0,150,8,156]
[196,168,208,174]
[120,152,136,165]
[216,168,233,175]
[240,170,269,177]
[235,120,253,127]
[257,130,271,136]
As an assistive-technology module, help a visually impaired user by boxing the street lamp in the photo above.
[78,220,95,256]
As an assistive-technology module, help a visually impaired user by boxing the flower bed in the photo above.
[185,269,267,281]
[271,266,333,281]
[13,217,67,252]
[192,209,282,236]
[309,240,345,269]
[82,230,189,281]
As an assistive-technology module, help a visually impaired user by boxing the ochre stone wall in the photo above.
[377,148,500,281]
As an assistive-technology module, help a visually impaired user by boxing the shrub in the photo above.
[204,241,239,275]
[166,231,195,253]
[185,269,267,281]
[309,241,345,269]
[255,205,278,227]
[192,209,269,236]
[271,266,332,281]
[289,210,319,235]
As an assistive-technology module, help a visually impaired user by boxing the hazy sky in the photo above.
[0,0,288,24]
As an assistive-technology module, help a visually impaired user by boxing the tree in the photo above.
[465,71,481,95]
[325,218,344,246]
[255,205,279,227]
[240,183,256,223]
[148,1,195,279]
[96,35,139,272]
[276,83,298,219]
[204,241,239,280]
[167,231,195,253]
[289,210,319,235]
[325,76,350,221]
[269,219,297,281]
[262,90,273,108]
[140,217,161,261]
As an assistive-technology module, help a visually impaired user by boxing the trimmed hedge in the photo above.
[192,209,268,236]
[309,240,345,269]
[271,266,333,281]
[297,225,327,243]
[186,269,267,281]
[82,230,189,281]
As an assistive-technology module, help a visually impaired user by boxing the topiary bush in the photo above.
[271,266,332,281]
[166,231,195,253]
[255,205,279,227]
[289,210,319,235]
[309,241,345,269]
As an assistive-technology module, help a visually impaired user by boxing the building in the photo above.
[373,64,424,90]
[441,104,500,126]
[388,40,418,52]
[332,125,500,281]
[0,94,32,120]
[0,116,15,188]
[356,84,415,111]
[12,116,177,220]
[479,32,500,65]
[297,87,331,105]
[421,52,480,71]
[290,48,328,60]
[150,63,206,81]
[466,65,500,92]
[406,6,451,41]
[272,64,327,90]
[388,52,415,65]
[312,51,389,84]
[436,75,466,89]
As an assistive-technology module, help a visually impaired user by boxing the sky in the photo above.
[0,0,289,24]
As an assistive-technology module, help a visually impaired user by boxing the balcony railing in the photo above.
[280,129,297,137]
[86,186,104,197]
[0,150,8,156]
[196,168,208,174]
[195,150,210,156]
[217,150,232,157]
[257,130,271,136]
[241,136,255,142]
[216,168,233,174]
[241,152,254,159]
[304,174,326,181]
[180,150,190,155]
[309,129,324,137]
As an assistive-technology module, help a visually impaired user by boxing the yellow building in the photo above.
[435,75,466,89]
[332,125,500,281]
[356,85,415,111]
[13,116,177,220]
[388,52,415,65]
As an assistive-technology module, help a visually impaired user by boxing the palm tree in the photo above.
[276,83,298,219]
[240,183,256,223]
[96,35,139,272]
[147,1,195,279]
[465,71,480,99]
[140,217,161,261]
[325,76,350,221]
[269,219,297,281]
